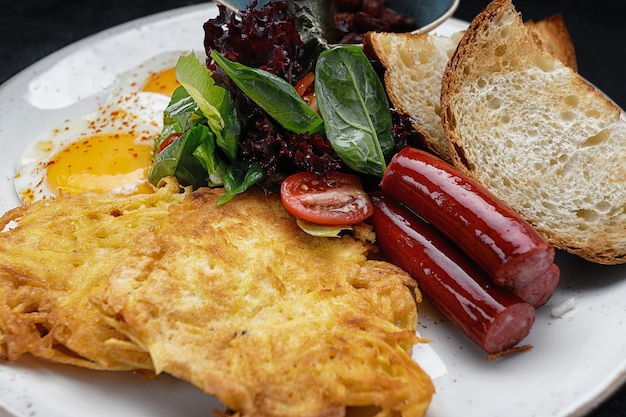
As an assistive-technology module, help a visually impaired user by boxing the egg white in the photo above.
[15,51,185,204]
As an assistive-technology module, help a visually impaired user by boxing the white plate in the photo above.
[0,4,625,417]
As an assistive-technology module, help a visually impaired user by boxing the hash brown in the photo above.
[0,178,187,370]
[105,187,434,417]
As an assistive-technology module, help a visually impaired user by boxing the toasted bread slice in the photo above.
[364,15,576,162]
[526,14,577,72]
[441,0,626,264]
[364,31,462,161]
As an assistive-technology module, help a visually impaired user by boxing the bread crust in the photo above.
[441,0,626,265]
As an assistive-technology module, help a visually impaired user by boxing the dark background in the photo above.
[0,0,625,416]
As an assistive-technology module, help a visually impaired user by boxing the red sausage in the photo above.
[381,147,558,294]
[369,192,535,354]
[512,263,560,308]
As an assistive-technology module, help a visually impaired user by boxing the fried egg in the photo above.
[15,51,184,204]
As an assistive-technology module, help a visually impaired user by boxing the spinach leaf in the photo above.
[175,53,240,161]
[148,124,215,188]
[210,50,324,134]
[153,86,202,152]
[192,132,227,186]
[315,45,394,177]
[149,86,229,188]
[217,162,265,206]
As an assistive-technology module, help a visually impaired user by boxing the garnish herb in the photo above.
[315,45,394,177]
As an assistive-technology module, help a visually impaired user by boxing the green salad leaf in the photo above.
[315,45,394,177]
[158,85,200,138]
[289,0,338,48]
[218,162,265,205]
[192,130,227,186]
[149,86,212,187]
[149,123,215,188]
[149,63,265,201]
[175,53,240,161]
[295,218,352,237]
[211,50,324,134]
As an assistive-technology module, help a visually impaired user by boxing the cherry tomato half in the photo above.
[294,72,318,113]
[280,171,374,226]
[157,132,183,154]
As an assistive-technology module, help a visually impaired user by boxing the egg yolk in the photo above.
[142,67,180,96]
[46,133,154,196]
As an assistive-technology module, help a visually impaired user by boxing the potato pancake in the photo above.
[0,178,187,370]
[106,187,434,417]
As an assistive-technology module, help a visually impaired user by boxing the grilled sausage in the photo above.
[369,192,535,354]
[511,263,560,307]
[381,147,558,303]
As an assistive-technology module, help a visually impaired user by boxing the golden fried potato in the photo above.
[106,187,434,417]
[0,178,187,370]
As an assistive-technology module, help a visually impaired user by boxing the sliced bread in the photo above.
[363,15,577,163]
[440,0,626,264]
[526,14,577,72]
[363,31,462,161]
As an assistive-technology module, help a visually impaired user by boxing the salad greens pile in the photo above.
[148,3,396,205]
[148,53,264,205]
